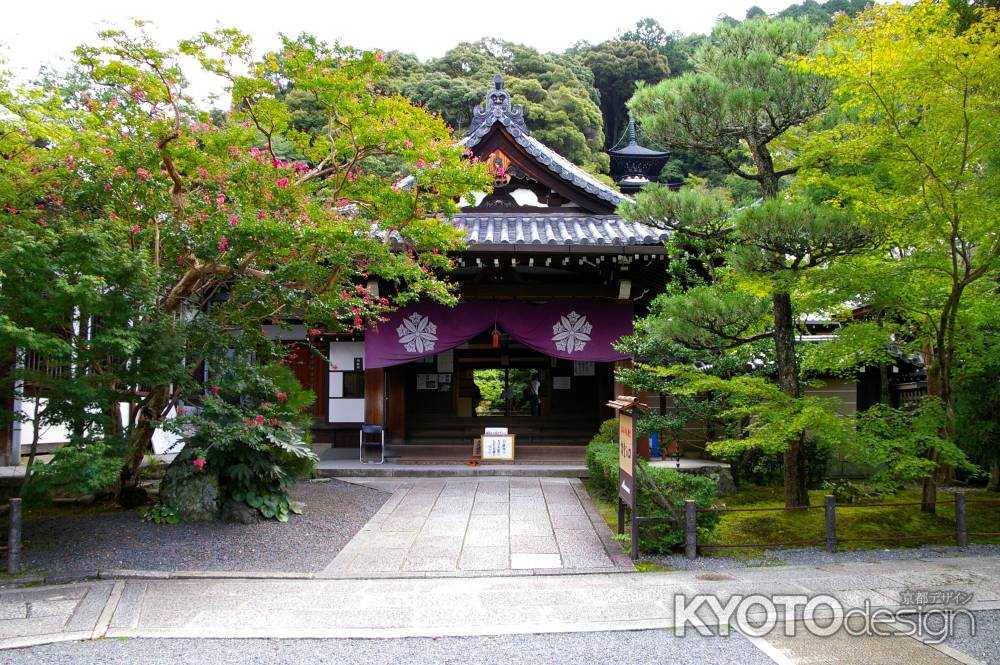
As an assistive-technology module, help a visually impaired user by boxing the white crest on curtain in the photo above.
[552,311,592,354]
[397,313,438,353]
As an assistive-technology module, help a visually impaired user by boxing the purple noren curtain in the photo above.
[364,300,633,369]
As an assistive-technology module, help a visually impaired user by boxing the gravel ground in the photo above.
[21,479,388,576]
[3,630,777,665]
[942,610,1000,664]
[648,543,1000,571]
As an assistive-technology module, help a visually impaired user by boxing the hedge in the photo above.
[586,419,720,554]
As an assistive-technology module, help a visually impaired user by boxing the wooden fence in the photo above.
[683,494,1000,559]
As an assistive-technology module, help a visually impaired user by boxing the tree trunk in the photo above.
[921,346,950,514]
[116,384,172,503]
[18,388,43,497]
[988,460,1000,493]
[773,291,809,508]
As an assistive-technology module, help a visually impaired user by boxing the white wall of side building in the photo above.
[11,398,184,463]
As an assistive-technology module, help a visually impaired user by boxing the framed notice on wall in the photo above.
[481,434,516,461]
[416,373,438,390]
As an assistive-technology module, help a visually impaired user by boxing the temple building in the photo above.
[286,76,670,462]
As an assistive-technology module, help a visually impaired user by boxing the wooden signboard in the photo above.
[607,395,640,560]
[618,411,635,505]
[481,434,516,461]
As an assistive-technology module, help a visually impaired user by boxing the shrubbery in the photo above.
[23,442,123,501]
[586,419,720,554]
[165,362,318,521]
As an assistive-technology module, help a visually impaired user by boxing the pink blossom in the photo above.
[229,214,239,226]
[307,328,322,337]
[104,183,112,191]
[346,171,356,183]
[130,225,141,234]
[277,392,288,401]
[216,194,226,205]
[38,219,47,226]
[257,212,266,220]
[136,168,152,181]
[276,178,289,188]
[250,146,262,158]
[212,385,220,395]
[432,248,439,254]
[218,237,229,252]
[404,140,413,148]
[192,458,206,471]
[379,297,388,306]
[353,316,363,328]
[269,418,280,426]
[254,414,266,425]
[197,167,210,179]
[375,51,385,62]
[415,159,425,168]
[337,198,349,207]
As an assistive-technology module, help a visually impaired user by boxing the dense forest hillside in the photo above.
[365,0,873,185]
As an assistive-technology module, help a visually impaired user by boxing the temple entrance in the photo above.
[393,331,613,450]
[472,368,537,417]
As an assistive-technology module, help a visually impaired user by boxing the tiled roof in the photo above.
[462,76,628,208]
[462,121,627,208]
[450,214,668,247]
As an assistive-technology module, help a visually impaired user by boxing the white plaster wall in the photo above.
[15,398,184,460]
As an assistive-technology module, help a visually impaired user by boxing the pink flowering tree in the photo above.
[0,26,489,502]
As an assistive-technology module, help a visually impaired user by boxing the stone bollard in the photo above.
[956,493,968,548]
[7,498,21,575]
[824,495,837,554]
[684,500,697,560]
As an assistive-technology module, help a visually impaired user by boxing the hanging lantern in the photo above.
[492,327,500,349]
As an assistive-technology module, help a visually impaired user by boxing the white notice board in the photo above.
[481,435,516,461]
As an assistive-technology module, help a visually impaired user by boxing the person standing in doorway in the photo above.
[529,372,541,416]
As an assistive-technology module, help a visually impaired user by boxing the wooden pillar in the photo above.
[364,368,384,427]
[386,366,407,445]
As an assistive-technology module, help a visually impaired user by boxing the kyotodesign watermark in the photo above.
[673,590,976,644]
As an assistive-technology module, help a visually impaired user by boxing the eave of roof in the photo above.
[462,119,628,208]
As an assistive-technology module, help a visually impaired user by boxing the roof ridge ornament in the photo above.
[467,74,529,137]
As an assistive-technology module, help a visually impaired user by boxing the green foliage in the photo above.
[0,26,490,495]
[629,16,830,198]
[24,443,123,500]
[141,503,180,524]
[586,432,721,554]
[386,39,608,172]
[577,40,669,149]
[645,365,847,463]
[821,479,883,505]
[584,439,619,500]
[853,399,977,492]
[169,361,318,521]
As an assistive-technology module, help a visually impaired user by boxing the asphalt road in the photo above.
[4,630,777,665]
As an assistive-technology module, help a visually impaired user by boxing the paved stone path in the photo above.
[3,555,1000,663]
[321,477,633,577]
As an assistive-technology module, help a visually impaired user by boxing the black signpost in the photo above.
[608,395,640,560]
